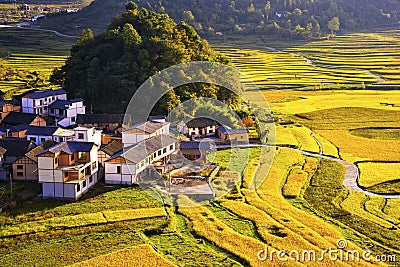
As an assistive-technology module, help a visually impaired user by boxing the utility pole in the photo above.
[9,172,12,200]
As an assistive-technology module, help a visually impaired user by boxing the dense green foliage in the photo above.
[51,3,236,114]
[40,0,400,39]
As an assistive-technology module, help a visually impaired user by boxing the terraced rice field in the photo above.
[215,46,376,90]
[288,31,400,87]
[0,53,66,96]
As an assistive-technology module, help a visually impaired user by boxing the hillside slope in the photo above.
[38,0,400,38]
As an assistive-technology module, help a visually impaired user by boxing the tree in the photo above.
[77,28,94,45]
[51,5,237,114]
[182,10,195,21]
[328,16,340,35]
[264,1,271,20]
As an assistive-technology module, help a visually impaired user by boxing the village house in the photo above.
[8,124,29,139]
[0,99,21,124]
[73,127,102,147]
[98,140,123,167]
[48,98,85,127]
[122,121,170,147]
[104,134,177,185]
[76,114,125,135]
[12,140,57,181]
[26,126,80,145]
[1,112,46,127]
[217,125,249,142]
[37,141,99,199]
[26,126,60,145]
[180,117,219,139]
[0,139,36,164]
[53,128,75,143]
[21,89,67,116]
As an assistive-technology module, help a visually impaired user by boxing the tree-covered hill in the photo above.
[39,0,400,39]
[50,3,237,114]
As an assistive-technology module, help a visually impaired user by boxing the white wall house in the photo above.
[122,121,170,147]
[22,89,67,115]
[179,117,219,139]
[48,98,86,127]
[73,127,102,147]
[26,126,59,145]
[105,134,177,185]
[37,141,99,199]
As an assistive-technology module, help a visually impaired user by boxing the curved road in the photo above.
[0,24,77,38]
[216,143,400,199]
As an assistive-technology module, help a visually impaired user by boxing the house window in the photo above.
[71,153,74,160]
[71,117,76,123]
[170,144,174,150]
[116,166,121,174]
[83,181,87,188]
[78,133,84,139]
[17,165,23,170]
[78,152,86,160]
[40,138,46,143]
[44,107,47,111]
[92,161,97,170]
[17,172,23,177]
[76,184,80,192]
[157,150,161,156]
[40,100,43,105]
[163,148,167,154]
[30,137,36,142]
[89,176,93,183]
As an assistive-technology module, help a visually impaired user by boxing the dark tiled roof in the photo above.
[218,126,249,135]
[26,126,59,136]
[10,124,29,132]
[186,117,219,128]
[23,89,67,99]
[108,134,177,163]
[2,112,40,126]
[180,141,212,150]
[38,141,95,155]
[124,121,169,134]
[100,140,123,156]
[48,98,84,110]
[76,114,125,124]
[0,99,7,107]
[0,139,35,157]
[24,140,58,162]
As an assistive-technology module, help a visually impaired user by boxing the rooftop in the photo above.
[38,141,95,155]
[48,98,84,110]
[0,139,35,157]
[26,126,59,136]
[23,89,67,100]
[186,117,219,128]
[123,121,170,134]
[24,140,58,162]
[100,140,123,156]
[76,114,125,124]
[218,125,249,135]
[108,134,177,164]
[2,112,40,126]
[180,141,213,150]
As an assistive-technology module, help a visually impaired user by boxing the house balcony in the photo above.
[59,161,98,183]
